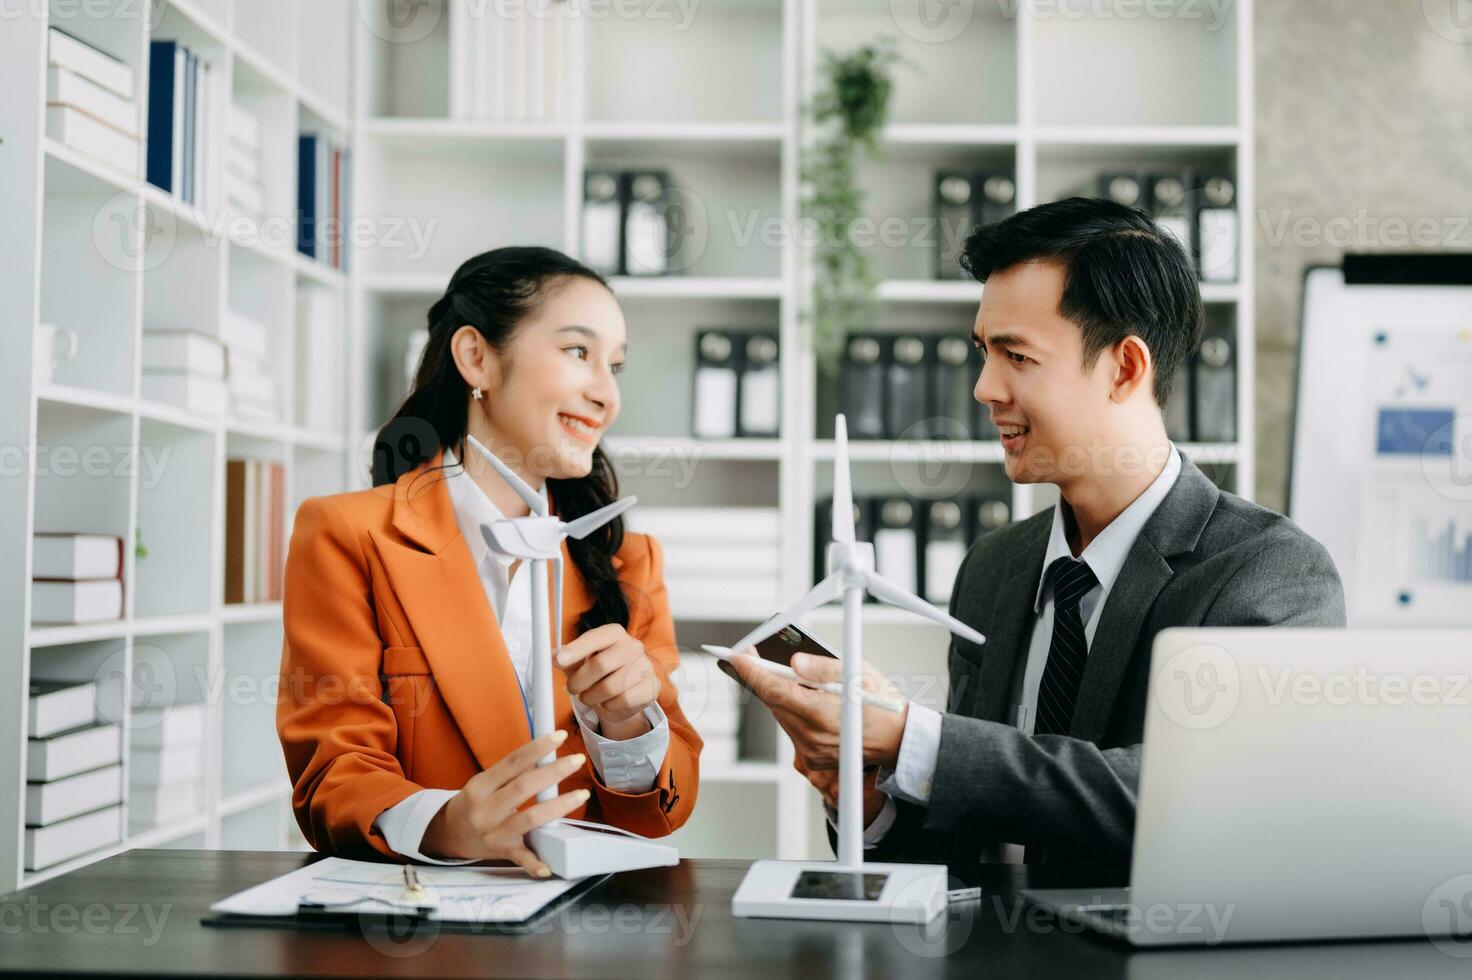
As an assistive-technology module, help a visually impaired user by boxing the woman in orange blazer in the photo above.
[278,246,701,874]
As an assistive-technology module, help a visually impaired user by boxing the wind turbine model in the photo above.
[727,415,987,923]
[464,434,679,879]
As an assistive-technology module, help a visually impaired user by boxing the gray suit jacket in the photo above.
[864,456,1346,871]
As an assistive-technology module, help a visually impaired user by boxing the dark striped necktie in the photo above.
[1034,556,1099,737]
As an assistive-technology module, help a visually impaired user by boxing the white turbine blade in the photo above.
[561,495,637,539]
[862,569,986,646]
[464,434,546,515]
[831,414,855,544]
[727,572,846,652]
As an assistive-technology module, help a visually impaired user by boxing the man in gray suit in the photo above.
[729,198,1346,871]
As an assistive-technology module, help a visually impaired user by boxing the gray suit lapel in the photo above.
[1070,456,1221,741]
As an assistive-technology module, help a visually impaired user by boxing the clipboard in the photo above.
[202,870,612,936]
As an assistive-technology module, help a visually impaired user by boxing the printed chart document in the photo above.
[209,857,599,927]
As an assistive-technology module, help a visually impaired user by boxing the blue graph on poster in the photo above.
[1376,408,1456,455]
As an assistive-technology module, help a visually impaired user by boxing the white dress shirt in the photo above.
[374,449,670,863]
[855,445,1183,846]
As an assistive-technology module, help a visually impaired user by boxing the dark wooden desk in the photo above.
[0,850,1458,978]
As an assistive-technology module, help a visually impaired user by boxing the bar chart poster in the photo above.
[1353,324,1472,624]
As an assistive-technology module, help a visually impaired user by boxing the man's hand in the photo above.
[795,756,889,829]
[725,649,908,771]
[557,624,660,740]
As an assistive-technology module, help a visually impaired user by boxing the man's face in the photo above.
[972,259,1122,486]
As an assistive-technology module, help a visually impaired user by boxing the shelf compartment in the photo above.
[353,136,564,276]
[817,0,1018,126]
[133,420,217,618]
[586,0,783,125]
[221,619,288,798]
[1031,0,1239,128]
[583,140,783,279]
[357,0,451,118]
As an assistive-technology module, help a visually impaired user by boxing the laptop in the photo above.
[1023,627,1472,946]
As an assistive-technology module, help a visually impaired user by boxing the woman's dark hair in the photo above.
[372,246,629,634]
[961,197,1203,408]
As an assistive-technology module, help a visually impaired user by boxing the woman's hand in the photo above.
[420,730,589,875]
[556,624,662,740]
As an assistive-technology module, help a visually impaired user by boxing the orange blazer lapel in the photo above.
[369,454,532,771]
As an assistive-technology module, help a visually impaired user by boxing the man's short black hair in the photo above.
[960,196,1203,408]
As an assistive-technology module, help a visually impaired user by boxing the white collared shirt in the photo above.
[374,448,670,863]
[862,445,1183,845]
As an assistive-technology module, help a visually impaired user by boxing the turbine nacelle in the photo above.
[827,540,874,578]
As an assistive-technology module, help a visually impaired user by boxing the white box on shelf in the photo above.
[46,66,137,135]
[221,311,270,361]
[47,27,133,99]
[27,723,121,782]
[24,804,122,872]
[27,680,98,739]
[142,330,227,378]
[142,370,227,416]
[30,579,123,625]
[32,533,123,582]
[129,703,207,749]
[128,779,200,828]
[45,105,139,177]
[129,742,203,786]
[25,764,122,827]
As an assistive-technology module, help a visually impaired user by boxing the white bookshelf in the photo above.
[1,0,1254,884]
[0,0,353,889]
[348,0,1254,864]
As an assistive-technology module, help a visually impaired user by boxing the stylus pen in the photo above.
[700,645,905,714]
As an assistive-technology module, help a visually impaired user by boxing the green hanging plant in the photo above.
[802,39,904,371]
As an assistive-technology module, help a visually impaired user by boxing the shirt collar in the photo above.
[1032,444,1182,613]
[442,446,547,570]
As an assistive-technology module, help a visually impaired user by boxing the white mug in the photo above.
[35,323,79,384]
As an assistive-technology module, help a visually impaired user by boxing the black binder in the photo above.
[976,173,1016,226]
[581,169,623,276]
[873,497,920,595]
[884,334,929,439]
[737,332,780,438]
[1192,319,1236,442]
[623,170,671,276]
[1146,171,1194,267]
[842,335,885,439]
[922,499,967,604]
[692,330,738,438]
[934,172,975,281]
[928,335,977,440]
[969,492,1012,542]
[1096,172,1145,208]
[1196,174,1238,283]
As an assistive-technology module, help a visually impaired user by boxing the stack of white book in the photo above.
[449,1,566,122]
[30,532,124,625]
[223,310,279,422]
[25,679,122,871]
[141,328,227,416]
[129,702,206,831]
[295,288,343,433]
[671,653,743,766]
[44,27,140,178]
[626,507,782,617]
[226,104,264,219]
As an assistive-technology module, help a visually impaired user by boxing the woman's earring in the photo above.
[471,386,483,400]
